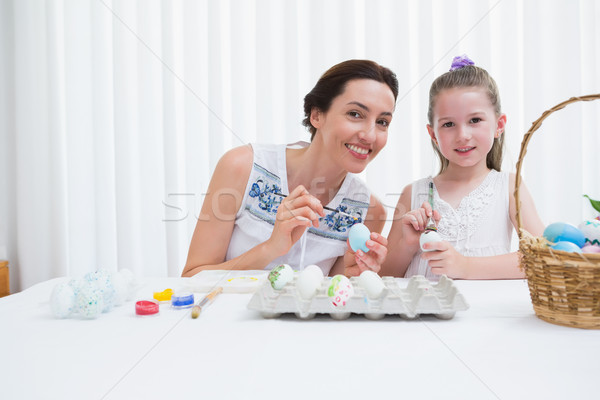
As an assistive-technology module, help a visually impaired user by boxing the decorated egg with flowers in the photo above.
[327,275,354,307]
[268,264,294,290]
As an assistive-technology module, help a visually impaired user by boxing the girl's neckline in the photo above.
[431,169,497,213]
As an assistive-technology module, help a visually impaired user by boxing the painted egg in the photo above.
[582,244,600,253]
[578,219,600,246]
[358,270,385,299]
[348,223,371,253]
[420,230,442,252]
[75,283,104,319]
[327,275,354,307]
[550,241,582,253]
[50,282,76,318]
[84,269,116,313]
[543,222,585,247]
[296,264,324,299]
[268,264,294,290]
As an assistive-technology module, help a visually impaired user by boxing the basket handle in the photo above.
[515,94,600,239]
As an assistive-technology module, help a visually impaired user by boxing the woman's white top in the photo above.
[225,142,371,276]
[405,170,513,280]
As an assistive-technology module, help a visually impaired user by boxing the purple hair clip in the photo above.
[449,54,475,71]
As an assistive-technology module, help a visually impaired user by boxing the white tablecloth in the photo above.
[1,275,598,400]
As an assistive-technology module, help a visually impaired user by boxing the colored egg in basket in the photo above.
[578,219,600,246]
[543,222,585,248]
[550,241,582,253]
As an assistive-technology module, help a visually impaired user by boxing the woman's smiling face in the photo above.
[311,78,395,174]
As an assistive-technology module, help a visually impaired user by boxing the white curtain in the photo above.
[1,0,599,292]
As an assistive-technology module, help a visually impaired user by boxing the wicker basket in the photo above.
[515,94,600,329]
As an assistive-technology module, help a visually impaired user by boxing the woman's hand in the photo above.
[420,240,469,279]
[343,232,388,277]
[265,185,324,258]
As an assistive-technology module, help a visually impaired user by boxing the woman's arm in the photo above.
[182,146,325,277]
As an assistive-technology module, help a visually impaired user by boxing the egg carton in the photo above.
[247,275,469,320]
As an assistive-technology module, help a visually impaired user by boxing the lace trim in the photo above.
[435,170,500,243]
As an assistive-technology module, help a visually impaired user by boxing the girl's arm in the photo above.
[420,173,544,279]
[380,184,423,277]
[329,194,388,277]
[181,145,322,277]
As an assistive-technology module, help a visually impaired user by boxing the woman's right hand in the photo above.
[400,201,440,246]
[266,185,325,257]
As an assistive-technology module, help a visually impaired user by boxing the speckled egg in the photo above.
[268,264,294,290]
[75,283,104,319]
[348,223,371,253]
[84,269,116,313]
[50,282,76,318]
[327,275,354,307]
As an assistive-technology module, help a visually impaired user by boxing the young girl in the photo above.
[182,60,398,278]
[381,55,544,280]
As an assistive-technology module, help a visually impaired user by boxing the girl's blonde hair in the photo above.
[427,65,504,174]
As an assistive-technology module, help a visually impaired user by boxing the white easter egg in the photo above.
[578,219,600,246]
[50,282,76,318]
[268,264,294,290]
[420,230,442,252]
[358,270,385,299]
[327,275,354,307]
[296,264,323,299]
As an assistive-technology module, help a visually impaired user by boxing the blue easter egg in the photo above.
[543,222,585,248]
[348,223,370,253]
[550,241,582,253]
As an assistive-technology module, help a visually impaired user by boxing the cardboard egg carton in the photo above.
[247,275,469,320]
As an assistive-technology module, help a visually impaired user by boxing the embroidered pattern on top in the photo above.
[245,163,367,241]
[428,171,498,242]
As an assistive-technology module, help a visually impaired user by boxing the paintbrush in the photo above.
[191,287,223,319]
[273,193,357,220]
[425,181,437,231]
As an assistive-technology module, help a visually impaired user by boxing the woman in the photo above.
[182,60,398,277]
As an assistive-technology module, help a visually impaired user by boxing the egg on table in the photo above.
[296,264,324,300]
[50,282,76,319]
[348,223,371,253]
[268,264,294,290]
[358,270,385,299]
[327,275,354,307]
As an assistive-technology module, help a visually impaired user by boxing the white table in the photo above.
[1,275,598,400]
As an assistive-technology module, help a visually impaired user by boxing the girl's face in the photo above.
[427,86,506,172]
[310,79,395,174]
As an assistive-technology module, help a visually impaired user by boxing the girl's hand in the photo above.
[343,232,388,277]
[420,240,469,279]
[266,185,324,257]
[401,201,441,246]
